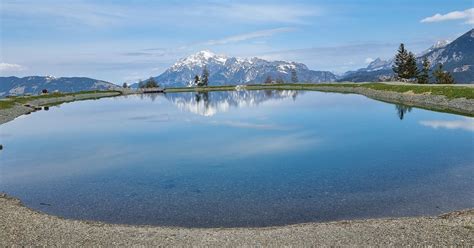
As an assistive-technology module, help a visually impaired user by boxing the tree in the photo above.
[276,77,285,84]
[406,52,418,79]
[194,75,200,86]
[122,82,128,88]
[201,66,209,86]
[395,104,412,120]
[264,75,273,84]
[393,43,412,79]
[141,77,158,88]
[433,64,455,84]
[194,76,200,85]
[291,68,298,83]
[417,57,430,84]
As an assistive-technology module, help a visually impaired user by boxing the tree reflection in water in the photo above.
[395,104,412,120]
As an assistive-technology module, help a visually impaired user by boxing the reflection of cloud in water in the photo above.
[183,133,321,158]
[2,144,145,184]
[127,114,171,122]
[221,133,321,157]
[419,118,474,132]
[166,90,299,116]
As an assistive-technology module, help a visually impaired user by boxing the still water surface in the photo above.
[1,90,473,227]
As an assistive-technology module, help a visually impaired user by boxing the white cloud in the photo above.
[201,3,320,24]
[205,27,296,46]
[421,8,474,25]
[365,57,375,64]
[0,62,26,72]
[419,118,474,132]
[1,1,124,28]
[1,1,320,29]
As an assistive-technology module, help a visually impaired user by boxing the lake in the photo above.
[0,90,473,227]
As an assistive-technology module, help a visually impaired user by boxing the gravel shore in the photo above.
[0,194,472,246]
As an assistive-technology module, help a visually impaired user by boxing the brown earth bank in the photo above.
[0,193,473,247]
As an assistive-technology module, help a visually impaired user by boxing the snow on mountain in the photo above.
[0,76,117,97]
[154,50,336,87]
[340,29,473,83]
[419,40,451,56]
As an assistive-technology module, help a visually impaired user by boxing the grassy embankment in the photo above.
[0,90,122,109]
[166,83,474,100]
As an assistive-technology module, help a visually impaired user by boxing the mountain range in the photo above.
[146,50,336,87]
[1,29,472,97]
[340,29,473,83]
[0,76,116,97]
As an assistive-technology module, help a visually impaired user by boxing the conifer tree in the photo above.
[291,68,298,83]
[201,66,209,86]
[393,43,409,79]
[433,64,455,84]
[406,52,418,79]
[417,57,430,84]
[264,75,273,84]
[276,77,284,84]
[144,77,158,88]
[194,75,200,86]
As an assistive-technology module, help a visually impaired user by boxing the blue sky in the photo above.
[0,0,472,83]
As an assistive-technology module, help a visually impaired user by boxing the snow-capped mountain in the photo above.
[153,50,336,87]
[340,29,473,83]
[423,29,473,83]
[0,76,116,97]
[418,40,450,56]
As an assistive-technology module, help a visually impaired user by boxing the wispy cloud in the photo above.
[0,62,26,72]
[421,8,474,25]
[1,1,319,29]
[199,3,320,24]
[205,27,296,46]
[420,118,474,132]
[1,1,124,28]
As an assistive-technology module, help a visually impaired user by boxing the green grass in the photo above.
[359,83,474,100]
[165,82,474,100]
[0,100,16,109]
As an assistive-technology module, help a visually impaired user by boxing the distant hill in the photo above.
[141,50,336,87]
[340,29,474,83]
[0,76,116,97]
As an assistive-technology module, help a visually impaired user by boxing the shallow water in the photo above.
[0,90,473,227]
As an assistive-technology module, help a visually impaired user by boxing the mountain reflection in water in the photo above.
[163,90,300,116]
